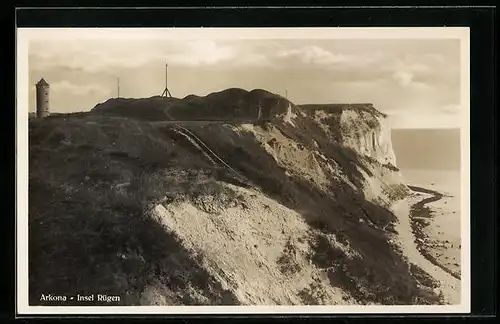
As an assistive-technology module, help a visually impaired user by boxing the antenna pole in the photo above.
[161,59,172,97]
[117,77,120,98]
[285,89,288,100]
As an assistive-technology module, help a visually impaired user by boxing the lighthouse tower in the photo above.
[36,78,50,118]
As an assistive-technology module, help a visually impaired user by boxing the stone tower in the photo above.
[36,78,50,118]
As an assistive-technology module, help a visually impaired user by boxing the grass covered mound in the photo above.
[91,88,292,122]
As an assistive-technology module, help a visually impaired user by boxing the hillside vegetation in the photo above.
[92,88,290,121]
[29,88,441,306]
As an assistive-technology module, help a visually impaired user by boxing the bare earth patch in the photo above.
[150,183,349,305]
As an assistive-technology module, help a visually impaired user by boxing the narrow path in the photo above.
[391,192,461,305]
[172,128,217,165]
[173,125,252,187]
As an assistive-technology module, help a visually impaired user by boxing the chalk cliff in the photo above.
[339,109,397,167]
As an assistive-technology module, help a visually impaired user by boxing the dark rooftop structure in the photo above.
[36,78,49,87]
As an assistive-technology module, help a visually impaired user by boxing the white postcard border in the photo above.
[16,27,471,315]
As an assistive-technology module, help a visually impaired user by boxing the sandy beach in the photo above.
[402,169,461,279]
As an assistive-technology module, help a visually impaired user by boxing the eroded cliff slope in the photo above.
[28,89,442,306]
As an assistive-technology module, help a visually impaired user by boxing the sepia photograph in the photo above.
[16,27,470,314]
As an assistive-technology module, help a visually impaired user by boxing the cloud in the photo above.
[51,80,111,96]
[29,40,456,90]
[278,45,346,64]
[398,62,432,74]
[268,45,453,97]
[31,46,164,73]
[417,53,447,65]
[161,40,237,66]
[391,68,434,92]
[27,38,461,121]
[392,70,414,86]
[440,104,462,114]
[183,40,235,65]
[30,40,239,73]
[275,45,384,67]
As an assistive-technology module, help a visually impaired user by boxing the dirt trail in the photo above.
[391,193,461,305]
[173,125,252,186]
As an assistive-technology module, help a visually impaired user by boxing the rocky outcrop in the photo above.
[299,103,396,167]
[339,108,397,167]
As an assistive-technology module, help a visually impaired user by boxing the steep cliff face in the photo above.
[286,103,405,208]
[339,109,397,167]
[29,90,440,307]
[298,104,396,166]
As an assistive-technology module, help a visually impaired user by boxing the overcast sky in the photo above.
[27,32,462,129]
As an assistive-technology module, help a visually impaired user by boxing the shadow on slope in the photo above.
[28,115,239,306]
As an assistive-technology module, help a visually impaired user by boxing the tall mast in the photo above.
[161,59,172,97]
[117,77,120,98]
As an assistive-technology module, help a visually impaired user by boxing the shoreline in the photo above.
[408,185,461,280]
[390,191,460,305]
